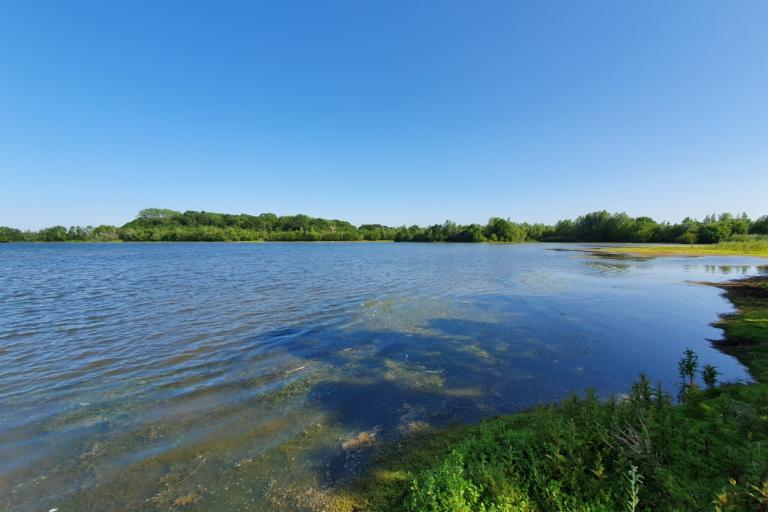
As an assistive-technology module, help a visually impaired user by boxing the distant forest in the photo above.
[2,208,768,244]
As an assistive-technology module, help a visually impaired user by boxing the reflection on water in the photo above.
[0,243,765,511]
[702,264,754,275]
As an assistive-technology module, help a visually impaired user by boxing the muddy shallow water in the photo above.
[0,242,765,511]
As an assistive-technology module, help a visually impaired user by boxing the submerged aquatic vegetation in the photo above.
[341,276,768,511]
[382,359,445,391]
[342,430,379,451]
[4,245,764,512]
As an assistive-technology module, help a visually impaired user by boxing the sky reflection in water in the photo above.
[0,243,765,511]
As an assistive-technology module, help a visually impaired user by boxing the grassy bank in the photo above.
[336,276,768,511]
[592,240,768,258]
[714,278,768,383]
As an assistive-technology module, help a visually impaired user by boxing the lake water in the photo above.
[0,242,765,511]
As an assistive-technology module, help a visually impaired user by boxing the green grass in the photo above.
[593,240,768,258]
[342,277,768,511]
[714,277,768,383]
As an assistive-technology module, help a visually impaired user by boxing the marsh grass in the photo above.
[593,240,768,258]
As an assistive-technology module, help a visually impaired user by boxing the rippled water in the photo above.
[0,242,765,511]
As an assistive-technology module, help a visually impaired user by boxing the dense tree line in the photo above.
[391,211,767,243]
[2,208,767,243]
[547,211,762,243]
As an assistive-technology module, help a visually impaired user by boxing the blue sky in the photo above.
[1,1,767,229]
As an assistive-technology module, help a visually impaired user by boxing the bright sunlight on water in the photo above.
[0,243,765,511]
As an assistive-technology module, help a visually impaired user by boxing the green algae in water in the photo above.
[1,243,763,511]
[381,359,445,391]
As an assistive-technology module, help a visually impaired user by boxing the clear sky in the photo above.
[1,1,767,230]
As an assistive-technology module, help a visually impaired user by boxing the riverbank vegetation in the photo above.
[592,238,768,258]
[2,209,768,244]
[336,277,768,511]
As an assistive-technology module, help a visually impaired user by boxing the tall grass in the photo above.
[371,376,768,512]
[714,237,768,255]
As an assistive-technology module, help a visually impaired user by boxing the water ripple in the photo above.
[0,242,764,511]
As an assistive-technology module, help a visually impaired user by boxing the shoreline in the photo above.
[323,275,768,511]
[3,240,768,256]
[589,245,768,259]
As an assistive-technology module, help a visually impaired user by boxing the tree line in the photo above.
[2,208,767,243]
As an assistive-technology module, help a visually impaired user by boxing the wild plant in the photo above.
[678,348,699,399]
[625,465,643,512]
[702,364,719,390]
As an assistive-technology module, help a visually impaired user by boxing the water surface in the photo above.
[0,242,765,511]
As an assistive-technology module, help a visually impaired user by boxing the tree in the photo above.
[92,225,120,241]
[701,364,719,390]
[136,208,180,221]
[629,217,659,242]
[0,226,24,242]
[37,226,69,242]
[751,215,768,235]
[678,348,699,389]
[484,217,525,242]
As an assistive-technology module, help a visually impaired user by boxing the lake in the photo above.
[0,242,765,511]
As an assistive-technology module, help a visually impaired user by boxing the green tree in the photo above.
[678,348,699,394]
[701,364,719,390]
[751,215,768,235]
[137,208,180,221]
[0,226,24,242]
[36,226,69,242]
